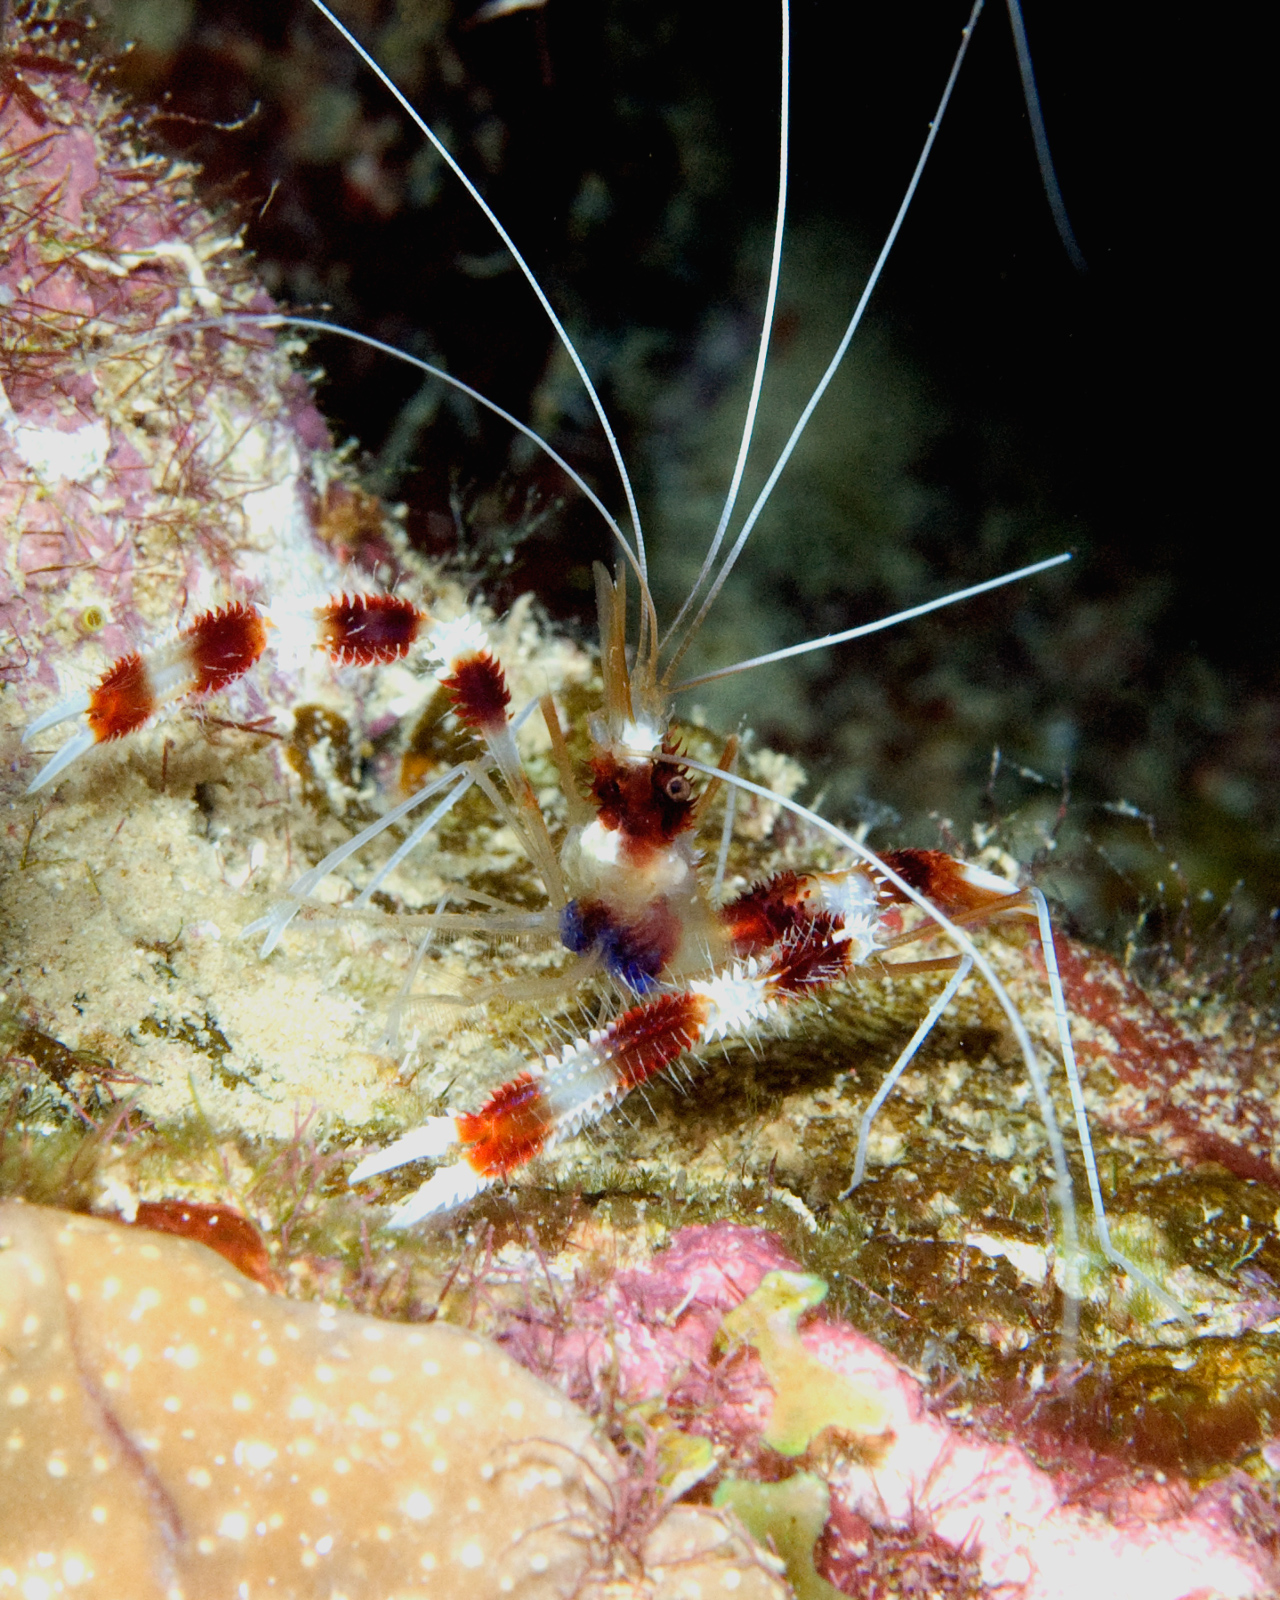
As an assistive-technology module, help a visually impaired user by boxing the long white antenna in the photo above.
[673,551,1070,691]
[661,0,791,652]
[240,314,646,589]
[664,0,987,679]
[99,309,651,591]
[304,0,648,580]
[1004,0,1087,272]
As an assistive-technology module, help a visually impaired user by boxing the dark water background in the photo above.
[77,0,1273,973]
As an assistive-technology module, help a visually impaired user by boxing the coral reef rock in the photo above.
[0,24,347,715]
[0,1201,787,1599]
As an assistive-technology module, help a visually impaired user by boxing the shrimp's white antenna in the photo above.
[661,0,791,652]
[672,551,1071,691]
[663,0,987,682]
[302,0,652,607]
[1004,0,1087,272]
[98,310,650,592]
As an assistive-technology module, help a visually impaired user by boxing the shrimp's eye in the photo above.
[663,774,692,803]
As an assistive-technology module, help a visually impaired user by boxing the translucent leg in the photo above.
[353,775,477,909]
[1029,888,1189,1322]
[244,763,472,955]
[709,742,740,906]
[840,954,973,1199]
[382,892,452,1055]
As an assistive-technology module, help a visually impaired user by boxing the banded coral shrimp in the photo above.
[4,0,1202,1372]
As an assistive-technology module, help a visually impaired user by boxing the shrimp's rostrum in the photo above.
[16,0,1183,1322]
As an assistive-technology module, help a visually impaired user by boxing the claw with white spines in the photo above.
[384,1163,493,1228]
[23,693,96,794]
[25,727,98,794]
[22,692,91,745]
[348,1115,492,1226]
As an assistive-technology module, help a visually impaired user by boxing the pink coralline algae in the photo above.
[498,1223,1274,1600]
[0,24,352,725]
[1056,938,1280,1191]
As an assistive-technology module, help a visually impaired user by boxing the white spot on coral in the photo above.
[171,1345,200,1370]
[218,1512,248,1540]
[310,1488,328,1507]
[187,1468,212,1488]
[368,1365,394,1383]
[458,1542,484,1569]
[232,1393,252,1412]
[257,1346,277,1366]
[46,1456,67,1478]
[7,1386,28,1406]
[530,1552,549,1573]
[130,1287,161,1319]
[403,1491,434,1520]
[235,1441,277,1471]
[314,1535,333,1556]
[288,1395,315,1420]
